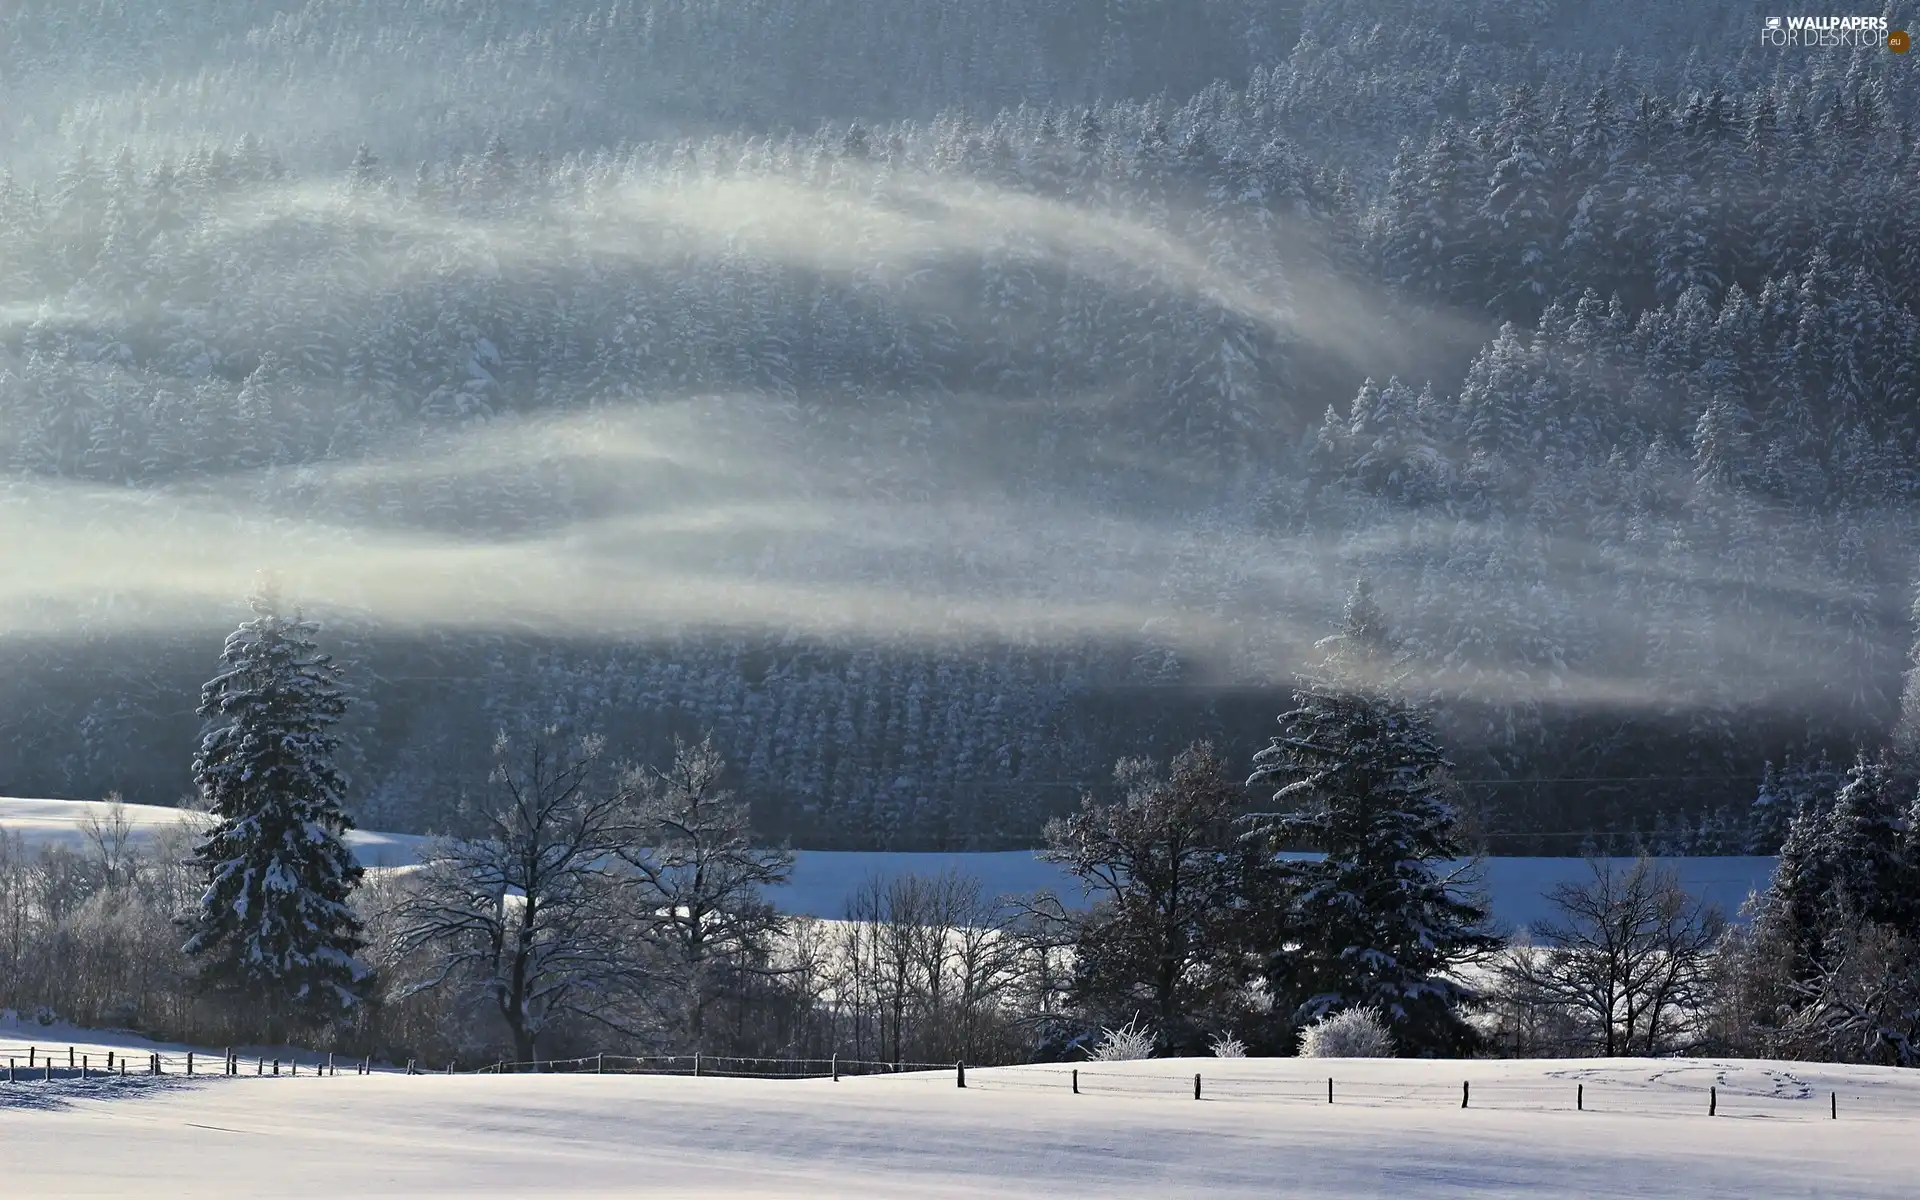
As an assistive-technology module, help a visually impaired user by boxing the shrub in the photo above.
[1297,1007,1395,1058]
[1088,1017,1156,1061]
[1208,1032,1247,1058]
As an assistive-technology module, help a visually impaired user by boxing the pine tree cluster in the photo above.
[1734,746,1920,1064]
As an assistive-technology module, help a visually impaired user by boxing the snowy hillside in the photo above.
[776,850,1780,931]
[0,796,1777,929]
[0,796,428,868]
[2,1045,1915,1198]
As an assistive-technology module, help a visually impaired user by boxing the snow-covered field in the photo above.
[0,796,429,868]
[0,796,1779,928]
[777,850,1780,931]
[1,1027,1914,1198]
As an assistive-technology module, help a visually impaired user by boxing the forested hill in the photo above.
[0,0,1915,851]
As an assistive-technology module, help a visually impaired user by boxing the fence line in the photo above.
[473,1054,960,1079]
[953,1066,1877,1123]
[0,1043,362,1080]
[0,1045,1884,1124]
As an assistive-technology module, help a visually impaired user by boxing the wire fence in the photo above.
[474,1054,961,1080]
[1,1042,369,1080]
[1,1041,1905,1124]
[0,1042,962,1082]
[939,1063,1900,1124]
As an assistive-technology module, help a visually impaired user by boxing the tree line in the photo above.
[8,580,1919,1069]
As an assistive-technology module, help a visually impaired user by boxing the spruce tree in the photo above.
[1824,752,1912,932]
[1748,755,1839,854]
[1749,790,1839,986]
[1244,580,1496,1056]
[182,585,366,1029]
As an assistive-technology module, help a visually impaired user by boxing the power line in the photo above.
[803,773,1770,792]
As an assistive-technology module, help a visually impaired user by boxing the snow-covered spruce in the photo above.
[1245,580,1497,1057]
[180,584,367,1028]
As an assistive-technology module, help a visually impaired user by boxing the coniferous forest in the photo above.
[1,0,1918,853]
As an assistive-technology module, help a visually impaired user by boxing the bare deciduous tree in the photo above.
[1041,742,1263,1051]
[1492,858,1725,1056]
[79,793,138,892]
[617,735,794,1051]
[391,728,636,1065]
[835,868,1031,1065]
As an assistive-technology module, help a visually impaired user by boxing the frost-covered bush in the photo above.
[1297,1007,1395,1058]
[1089,1018,1156,1061]
[1208,1032,1247,1058]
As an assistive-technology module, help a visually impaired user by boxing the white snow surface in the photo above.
[771,850,1781,931]
[0,796,1780,927]
[0,1032,1914,1198]
[0,795,428,867]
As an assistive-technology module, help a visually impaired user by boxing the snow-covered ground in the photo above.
[0,796,428,868]
[777,850,1780,930]
[1,1041,1914,1197]
[0,796,1779,928]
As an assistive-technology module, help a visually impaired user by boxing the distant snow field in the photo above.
[0,796,1777,929]
[0,795,429,868]
[1,1037,1915,1198]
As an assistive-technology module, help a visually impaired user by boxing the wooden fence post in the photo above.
[69,1046,74,1068]
[107,1051,114,1071]
[1462,1080,1469,1109]
[81,1055,88,1081]
[1328,1077,1333,1104]
[1072,1068,1079,1095]
[44,1060,51,1082]
[597,1053,604,1075]
[694,1053,702,1078]
[1709,1086,1716,1116]
[956,1061,966,1089]
[1832,1091,1837,1120]
[1193,1073,1202,1100]
[28,1046,34,1067]
[831,1054,839,1083]
[119,1060,125,1077]
[1578,1083,1583,1111]
[187,1052,194,1077]
[328,1053,335,1077]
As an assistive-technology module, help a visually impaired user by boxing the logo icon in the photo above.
[1766,16,1782,30]
[1892,29,1912,52]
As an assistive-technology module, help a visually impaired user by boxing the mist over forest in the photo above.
[1,0,1917,851]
